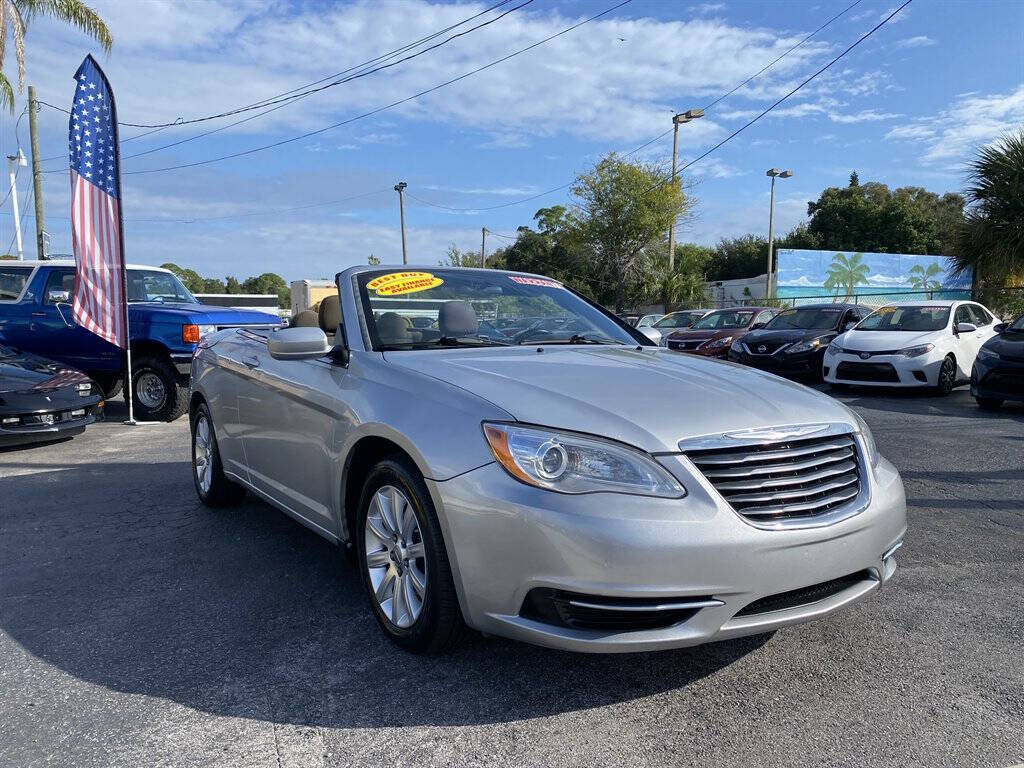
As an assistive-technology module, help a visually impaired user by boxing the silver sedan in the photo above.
[189,266,906,653]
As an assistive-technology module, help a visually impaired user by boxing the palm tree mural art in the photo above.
[823,252,870,301]
[907,262,943,293]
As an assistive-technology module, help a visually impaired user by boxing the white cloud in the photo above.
[423,184,540,196]
[780,275,818,287]
[884,84,1024,162]
[689,3,726,14]
[828,109,902,124]
[866,273,909,286]
[894,35,936,48]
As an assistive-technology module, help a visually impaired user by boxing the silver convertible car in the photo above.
[189,266,907,653]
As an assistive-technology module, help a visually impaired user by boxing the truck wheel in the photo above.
[191,403,245,506]
[130,356,188,421]
[357,456,465,653]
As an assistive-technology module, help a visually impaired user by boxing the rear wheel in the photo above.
[934,355,956,396]
[357,457,464,653]
[191,403,245,507]
[975,397,1003,410]
[131,355,188,421]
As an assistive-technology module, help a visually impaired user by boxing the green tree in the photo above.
[824,252,870,299]
[953,129,1024,287]
[224,276,241,294]
[368,254,380,265]
[201,277,226,293]
[650,243,711,308]
[241,272,289,308]
[439,243,481,268]
[706,235,768,281]
[907,262,943,291]
[0,0,112,111]
[571,153,686,312]
[160,262,205,293]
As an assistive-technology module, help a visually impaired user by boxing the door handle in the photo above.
[242,355,261,369]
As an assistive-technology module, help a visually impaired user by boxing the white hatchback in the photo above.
[823,300,1000,395]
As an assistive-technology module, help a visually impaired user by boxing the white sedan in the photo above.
[823,300,1000,395]
[634,313,664,344]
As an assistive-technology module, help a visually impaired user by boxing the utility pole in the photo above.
[764,168,793,300]
[480,227,487,268]
[667,109,704,271]
[394,181,408,264]
[7,150,27,259]
[28,86,45,259]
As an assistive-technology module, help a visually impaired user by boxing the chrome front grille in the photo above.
[685,431,863,523]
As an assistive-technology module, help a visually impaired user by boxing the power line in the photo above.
[118,0,632,175]
[408,0,872,214]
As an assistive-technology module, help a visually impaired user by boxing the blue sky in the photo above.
[2,0,1022,282]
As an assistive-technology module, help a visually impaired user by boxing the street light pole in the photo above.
[394,182,408,264]
[481,227,487,268]
[667,109,704,272]
[764,168,793,300]
[7,150,28,259]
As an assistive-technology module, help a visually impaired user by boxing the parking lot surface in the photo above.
[2,390,1022,768]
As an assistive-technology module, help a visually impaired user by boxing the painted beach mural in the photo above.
[774,249,972,307]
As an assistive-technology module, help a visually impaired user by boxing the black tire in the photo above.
[976,397,1003,410]
[95,374,123,400]
[190,403,245,507]
[356,456,464,653]
[934,355,956,396]
[130,355,188,421]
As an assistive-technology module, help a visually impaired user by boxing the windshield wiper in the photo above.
[532,334,624,346]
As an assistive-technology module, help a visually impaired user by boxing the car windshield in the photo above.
[766,307,845,331]
[126,269,197,304]
[357,269,638,350]
[856,305,951,332]
[654,312,700,328]
[691,310,754,330]
[1010,314,1024,331]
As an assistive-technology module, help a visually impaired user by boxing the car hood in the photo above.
[744,328,836,346]
[0,349,90,395]
[984,329,1024,359]
[384,346,854,453]
[128,302,281,325]
[838,329,936,351]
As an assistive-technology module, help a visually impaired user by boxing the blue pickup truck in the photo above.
[0,260,281,421]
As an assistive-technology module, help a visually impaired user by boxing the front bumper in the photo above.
[971,356,1024,401]
[729,348,824,377]
[823,350,942,387]
[429,453,906,653]
[0,401,102,447]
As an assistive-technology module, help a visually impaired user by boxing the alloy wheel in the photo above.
[364,485,427,629]
[193,415,213,494]
[939,358,955,394]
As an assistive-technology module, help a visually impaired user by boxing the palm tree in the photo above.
[953,129,1024,285]
[824,252,870,300]
[907,262,943,292]
[0,0,112,111]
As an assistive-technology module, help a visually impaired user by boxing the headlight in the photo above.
[483,422,685,498]
[976,346,999,361]
[826,340,842,355]
[899,343,934,358]
[703,335,733,349]
[851,412,880,468]
[199,324,217,337]
[786,336,828,354]
[730,339,743,353]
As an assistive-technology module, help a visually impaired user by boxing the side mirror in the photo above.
[267,326,331,360]
[994,322,1007,334]
[47,289,71,304]
[955,322,977,334]
[843,320,858,331]
[750,322,766,330]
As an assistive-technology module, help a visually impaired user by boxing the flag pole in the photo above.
[86,55,138,425]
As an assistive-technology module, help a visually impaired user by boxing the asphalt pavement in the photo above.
[1,389,1022,768]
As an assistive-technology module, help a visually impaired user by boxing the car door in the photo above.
[968,304,999,346]
[236,337,347,538]
[0,264,37,348]
[952,304,984,377]
[30,267,121,373]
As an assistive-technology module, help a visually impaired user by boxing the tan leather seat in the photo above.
[291,310,319,327]
[318,295,341,342]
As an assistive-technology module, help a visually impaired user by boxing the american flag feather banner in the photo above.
[69,55,126,349]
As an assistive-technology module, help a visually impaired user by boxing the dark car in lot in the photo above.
[728,303,870,380]
[0,344,103,447]
[663,307,777,358]
[971,313,1024,409]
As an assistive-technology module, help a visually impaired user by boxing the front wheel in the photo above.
[131,355,188,421]
[191,403,245,507]
[357,457,464,653]
[934,355,956,396]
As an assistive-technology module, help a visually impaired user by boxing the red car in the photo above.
[663,307,778,358]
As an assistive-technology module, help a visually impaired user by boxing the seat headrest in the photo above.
[439,301,478,338]
[318,295,341,333]
[377,312,413,345]
[291,310,319,328]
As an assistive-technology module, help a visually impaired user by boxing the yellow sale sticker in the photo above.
[367,271,444,296]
